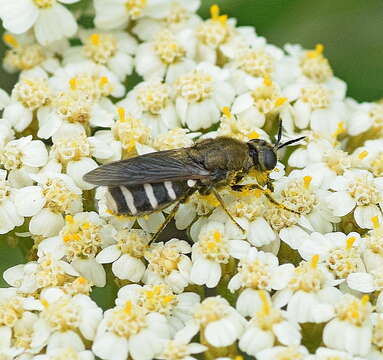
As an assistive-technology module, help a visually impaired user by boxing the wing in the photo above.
[83,148,212,186]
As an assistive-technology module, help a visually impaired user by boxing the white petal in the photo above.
[0,199,24,234]
[190,258,221,288]
[29,209,64,237]
[326,191,356,216]
[96,245,121,264]
[347,272,375,293]
[0,0,38,34]
[67,158,98,190]
[71,258,106,287]
[354,204,382,229]
[92,332,128,360]
[14,186,46,216]
[239,327,274,356]
[205,317,242,347]
[248,217,276,246]
[273,321,301,345]
[112,255,146,282]
[22,140,48,167]
[3,102,33,132]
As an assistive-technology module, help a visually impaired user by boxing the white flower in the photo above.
[326,169,383,229]
[352,139,383,178]
[32,288,102,351]
[298,231,364,281]
[180,296,246,347]
[34,347,94,360]
[135,28,196,82]
[190,220,250,288]
[3,68,51,133]
[323,294,373,356]
[116,283,200,335]
[0,169,24,234]
[64,29,138,80]
[14,172,82,237]
[238,290,301,357]
[174,62,235,130]
[143,239,192,294]
[314,347,364,360]
[96,229,150,282]
[256,345,310,360]
[228,248,294,317]
[0,0,79,45]
[92,300,170,360]
[273,256,342,323]
[118,78,178,135]
[362,220,383,272]
[346,99,382,136]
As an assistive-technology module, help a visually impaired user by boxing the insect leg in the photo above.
[231,184,301,215]
[212,188,245,232]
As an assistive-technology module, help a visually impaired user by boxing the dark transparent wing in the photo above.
[83,149,211,186]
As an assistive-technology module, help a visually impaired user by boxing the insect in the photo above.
[83,123,305,242]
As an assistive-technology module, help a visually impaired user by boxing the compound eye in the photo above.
[263,149,277,170]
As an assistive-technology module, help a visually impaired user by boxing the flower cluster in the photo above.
[0,1,383,359]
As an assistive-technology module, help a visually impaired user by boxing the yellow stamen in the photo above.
[247,131,260,139]
[3,33,18,48]
[63,234,72,242]
[99,76,109,86]
[124,301,132,314]
[275,97,287,107]
[210,4,220,19]
[77,276,87,284]
[234,357,244,360]
[346,236,356,249]
[371,215,380,229]
[361,295,370,305]
[332,121,346,138]
[69,78,77,90]
[81,222,90,230]
[40,299,49,308]
[162,295,175,304]
[357,150,368,160]
[65,215,74,224]
[258,290,270,315]
[310,254,319,268]
[306,43,324,58]
[303,176,312,189]
[254,188,263,198]
[213,231,222,242]
[263,75,272,87]
[117,107,126,122]
[221,106,232,118]
[90,33,101,46]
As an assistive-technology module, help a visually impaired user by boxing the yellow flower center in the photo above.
[14,78,51,110]
[116,229,150,257]
[175,70,213,103]
[0,297,24,327]
[347,173,381,206]
[136,81,170,114]
[0,143,23,170]
[301,84,331,109]
[194,297,229,325]
[84,33,117,65]
[154,30,186,65]
[54,133,90,164]
[335,294,371,326]
[126,0,147,19]
[301,44,333,83]
[33,0,55,9]
[42,178,80,214]
[237,49,274,78]
[138,284,177,315]
[251,80,285,114]
[251,291,283,330]
[41,297,80,331]
[265,205,299,231]
[197,229,230,263]
[288,257,324,292]
[161,341,190,360]
[323,149,351,175]
[106,301,147,337]
[145,243,182,277]
[238,258,272,290]
[152,128,194,151]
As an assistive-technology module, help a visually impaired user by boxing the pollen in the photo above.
[279,177,318,214]
[136,80,170,114]
[63,276,92,296]
[175,70,213,103]
[61,216,103,261]
[237,49,274,78]
[247,131,260,139]
[250,291,283,331]
[222,106,232,118]
[372,215,380,229]
[3,33,18,48]
[145,242,182,277]
[288,259,325,292]
[0,297,24,327]
[41,296,80,331]
[238,258,272,290]
[0,142,23,170]
[126,0,147,19]
[358,150,369,160]
[265,205,299,231]
[335,294,372,326]
[115,229,150,258]
[194,297,229,325]
[112,112,151,156]
[347,173,382,206]
[4,43,46,71]
[251,81,282,114]
[197,228,230,262]
[332,121,346,139]
[53,91,92,124]
[138,284,177,315]
[301,84,331,110]
[196,5,231,48]
[154,29,186,65]
[14,78,51,110]
[152,128,194,150]
[35,255,73,289]
[54,133,90,164]
[84,33,117,64]
[33,0,54,9]
[323,148,351,175]
[301,44,333,83]
[108,300,148,337]
[326,239,361,279]
[42,178,80,213]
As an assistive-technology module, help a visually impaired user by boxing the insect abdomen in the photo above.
[106,181,191,215]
